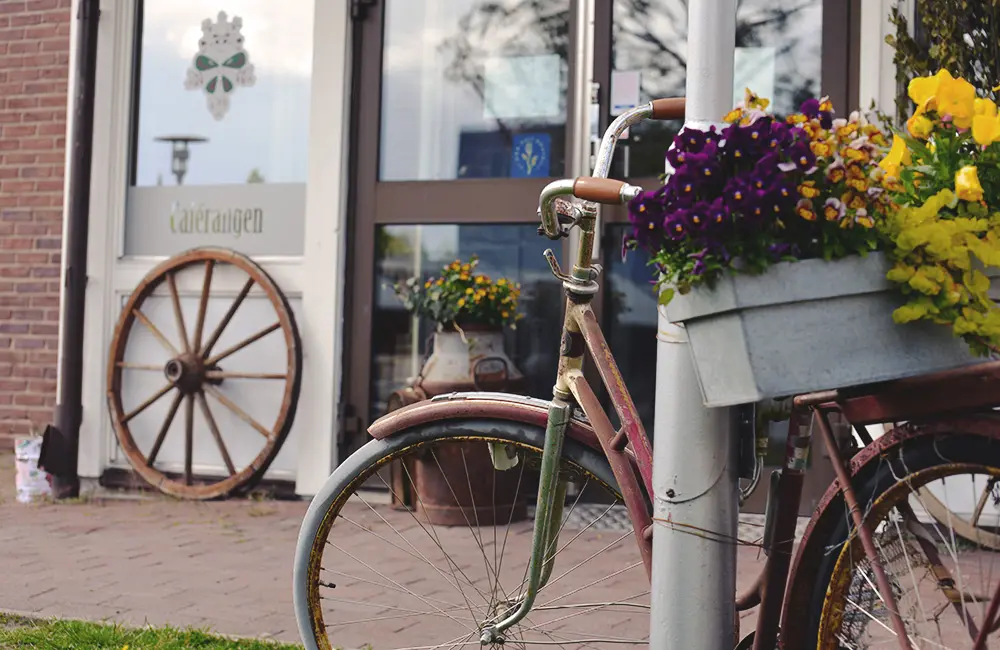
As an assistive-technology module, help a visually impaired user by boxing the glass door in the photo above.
[341,0,592,457]
[342,0,859,513]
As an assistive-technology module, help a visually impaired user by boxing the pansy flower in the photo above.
[822,198,845,222]
[796,198,817,221]
[663,210,691,240]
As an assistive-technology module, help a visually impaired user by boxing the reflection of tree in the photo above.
[246,168,266,183]
[436,0,824,179]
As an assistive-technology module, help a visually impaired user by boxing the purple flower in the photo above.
[663,210,691,240]
[767,179,797,211]
[690,248,710,276]
[688,201,711,231]
[765,122,793,150]
[784,142,816,173]
[680,128,711,153]
[723,179,750,211]
[708,198,729,228]
[799,98,821,118]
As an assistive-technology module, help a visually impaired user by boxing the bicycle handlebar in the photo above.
[538,97,685,240]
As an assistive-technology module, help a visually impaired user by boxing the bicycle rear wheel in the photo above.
[805,432,1000,648]
[293,418,650,649]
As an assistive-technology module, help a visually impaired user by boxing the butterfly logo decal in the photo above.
[184,11,256,120]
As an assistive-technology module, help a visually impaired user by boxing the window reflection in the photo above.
[371,225,564,420]
[132,1,314,187]
[603,225,659,435]
[379,0,569,181]
[611,0,823,179]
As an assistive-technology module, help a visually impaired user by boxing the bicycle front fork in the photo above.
[480,398,572,644]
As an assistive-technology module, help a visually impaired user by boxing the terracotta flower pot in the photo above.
[388,326,528,526]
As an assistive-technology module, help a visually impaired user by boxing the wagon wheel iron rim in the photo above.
[106,247,303,500]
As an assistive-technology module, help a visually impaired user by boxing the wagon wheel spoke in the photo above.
[116,362,162,371]
[200,276,254,360]
[203,384,272,438]
[192,260,215,353]
[205,322,281,366]
[204,370,287,381]
[970,477,998,527]
[122,381,175,424]
[166,271,191,354]
[132,308,180,357]
[197,390,235,476]
[183,393,196,485]
[146,389,183,467]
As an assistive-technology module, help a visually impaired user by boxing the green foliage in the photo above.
[392,255,523,330]
[888,1,1000,122]
[0,614,303,650]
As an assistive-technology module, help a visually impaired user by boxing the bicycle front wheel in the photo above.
[293,418,650,649]
[805,431,1000,649]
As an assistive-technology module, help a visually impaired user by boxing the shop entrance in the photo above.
[342,0,858,513]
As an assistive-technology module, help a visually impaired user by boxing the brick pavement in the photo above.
[0,453,775,646]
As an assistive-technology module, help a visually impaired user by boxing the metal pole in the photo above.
[37,0,101,498]
[649,1,738,647]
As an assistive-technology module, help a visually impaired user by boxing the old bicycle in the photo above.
[293,97,1000,649]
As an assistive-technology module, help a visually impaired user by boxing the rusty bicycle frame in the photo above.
[372,97,1000,649]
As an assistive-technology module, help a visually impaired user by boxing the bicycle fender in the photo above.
[779,414,1000,648]
[368,391,604,454]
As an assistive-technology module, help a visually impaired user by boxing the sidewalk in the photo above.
[0,453,772,645]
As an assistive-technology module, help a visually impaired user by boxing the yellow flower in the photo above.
[798,181,820,199]
[457,298,466,307]
[879,135,911,178]
[459,273,469,281]
[465,287,473,295]
[973,114,1000,147]
[955,165,984,202]
[723,108,742,123]
[936,75,977,128]
[976,97,998,117]
[424,280,432,288]
[497,278,506,286]
[501,311,509,318]
[810,141,831,157]
[907,68,953,112]
[906,112,933,139]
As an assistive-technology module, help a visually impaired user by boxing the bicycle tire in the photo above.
[802,432,1000,648]
[292,417,641,650]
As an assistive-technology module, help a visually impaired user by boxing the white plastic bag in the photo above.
[14,437,52,503]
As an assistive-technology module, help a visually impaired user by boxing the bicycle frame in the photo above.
[390,98,1000,648]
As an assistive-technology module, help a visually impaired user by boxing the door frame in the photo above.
[77,0,352,496]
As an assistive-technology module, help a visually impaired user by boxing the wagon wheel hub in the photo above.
[164,354,207,394]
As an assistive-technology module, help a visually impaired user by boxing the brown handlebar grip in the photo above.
[650,97,686,120]
[573,177,626,204]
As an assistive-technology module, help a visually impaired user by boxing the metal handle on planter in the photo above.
[473,356,510,391]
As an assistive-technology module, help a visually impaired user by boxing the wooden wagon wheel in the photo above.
[106,247,302,500]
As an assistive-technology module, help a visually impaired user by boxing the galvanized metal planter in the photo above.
[664,252,991,407]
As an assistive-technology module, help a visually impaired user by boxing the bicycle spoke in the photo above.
[204,370,287,380]
[116,362,163,371]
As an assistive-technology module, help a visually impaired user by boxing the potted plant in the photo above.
[623,78,1000,407]
[387,255,528,525]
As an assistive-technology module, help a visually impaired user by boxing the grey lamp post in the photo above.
[155,134,208,185]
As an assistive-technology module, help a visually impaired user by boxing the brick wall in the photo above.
[0,0,72,450]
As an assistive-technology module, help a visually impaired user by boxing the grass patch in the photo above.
[0,613,303,649]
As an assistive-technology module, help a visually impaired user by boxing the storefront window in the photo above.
[371,225,563,420]
[603,224,658,434]
[125,1,314,256]
[611,0,824,178]
[378,0,570,182]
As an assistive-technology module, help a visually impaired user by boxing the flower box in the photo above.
[665,252,996,407]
